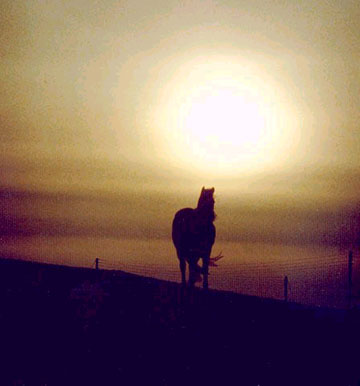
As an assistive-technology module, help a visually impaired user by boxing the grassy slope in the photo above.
[0,257,359,386]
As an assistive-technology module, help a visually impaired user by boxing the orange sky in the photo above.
[1,0,359,248]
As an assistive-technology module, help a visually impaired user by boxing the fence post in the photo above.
[95,258,99,270]
[348,250,353,307]
[284,275,288,302]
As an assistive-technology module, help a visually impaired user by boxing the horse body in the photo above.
[172,187,216,289]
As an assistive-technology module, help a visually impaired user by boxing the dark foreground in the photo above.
[1,258,360,386]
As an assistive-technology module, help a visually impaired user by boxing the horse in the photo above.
[172,187,220,289]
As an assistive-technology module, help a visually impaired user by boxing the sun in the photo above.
[152,56,294,176]
[182,87,265,155]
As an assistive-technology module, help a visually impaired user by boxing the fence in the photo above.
[92,250,359,309]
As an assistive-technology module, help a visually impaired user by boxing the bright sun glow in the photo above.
[152,56,295,176]
[182,88,265,155]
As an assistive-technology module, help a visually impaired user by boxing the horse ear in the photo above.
[201,186,205,193]
[211,187,215,193]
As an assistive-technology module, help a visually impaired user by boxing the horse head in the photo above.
[197,186,215,210]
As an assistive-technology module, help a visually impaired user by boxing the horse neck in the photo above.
[195,204,215,223]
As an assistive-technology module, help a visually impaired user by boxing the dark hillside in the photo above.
[0,258,359,386]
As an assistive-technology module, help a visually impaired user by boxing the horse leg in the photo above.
[176,250,187,287]
[179,257,186,287]
[188,264,197,288]
[202,256,210,290]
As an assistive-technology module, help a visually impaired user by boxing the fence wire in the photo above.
[92,251,358,309]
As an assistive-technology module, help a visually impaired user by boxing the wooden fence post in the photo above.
[348,250,353,308]
[284,275,288,302]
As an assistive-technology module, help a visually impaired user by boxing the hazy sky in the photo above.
[1,0,360,247]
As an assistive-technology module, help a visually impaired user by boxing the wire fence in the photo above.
[2,235,357,308]
[91,250,359,309]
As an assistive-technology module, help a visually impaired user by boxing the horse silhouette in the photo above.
[172,187,220,289]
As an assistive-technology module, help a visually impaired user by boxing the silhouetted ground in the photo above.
[0,257,360,386]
